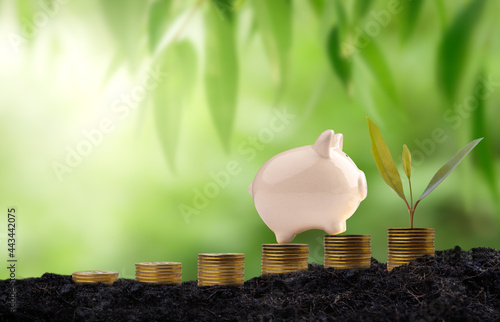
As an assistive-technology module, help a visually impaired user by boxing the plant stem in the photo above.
[408,177,413,228]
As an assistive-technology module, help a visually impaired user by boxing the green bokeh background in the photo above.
[1,0,499,282]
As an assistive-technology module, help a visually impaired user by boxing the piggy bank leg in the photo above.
[275,231,296,244]
[324,221,346,236]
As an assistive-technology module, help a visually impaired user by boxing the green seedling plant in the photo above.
[366,117,483,228]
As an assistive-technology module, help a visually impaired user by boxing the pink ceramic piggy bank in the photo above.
[249,130,367,244]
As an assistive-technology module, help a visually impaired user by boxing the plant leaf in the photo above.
[418,138,483,202]
[252,0,291,90]
[403,144,411,179]
[100,0,148,72]
[148,0,172,53]
[205,0,239,151]
[471,73,499,202]
[309,0,325,17]
[326,26,351,90]
[334,0,348,38]
[211,0,236,20]
[367,117,406,201]
[400,0,424,43]
[361,42,398,104]
[154,41,197,172]
[437,0,486,102]
[434,0,447,29]
[353,0,372,21]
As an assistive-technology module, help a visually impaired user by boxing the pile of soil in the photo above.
[1,246,499,321]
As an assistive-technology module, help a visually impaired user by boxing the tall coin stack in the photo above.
[135,262,182,284]
[324,235,371,270]
[261,244,309,275]
[72,270,119,285]
[387,228,435,271]
[197,253,245,287]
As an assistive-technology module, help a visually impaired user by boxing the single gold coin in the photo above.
[135,261,181,266]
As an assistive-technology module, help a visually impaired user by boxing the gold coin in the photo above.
[198,281,242,287]
[325,255,371,261]
[135,270,181,274]
[136,273,182,278]
[262,243,308,247]
[72,278,119,283]
[72,270,118,277]
[198,269,244,274]
[136,276,181,281]
[72,271,119,284]
[262,253,308,257]
[135,261,181,266]
[136,266,182,271]
[198,278,244,284]
[198,253,244,258]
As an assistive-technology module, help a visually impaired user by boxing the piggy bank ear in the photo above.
[333,133,343,150]
[313,130,334,158]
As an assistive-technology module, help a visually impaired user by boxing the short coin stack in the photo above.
[261,244,309,275]
[197,253,245,287]
[135,262,182,284]
[324,235,371,270]
[72,270,119,285]
[387,228,435,271]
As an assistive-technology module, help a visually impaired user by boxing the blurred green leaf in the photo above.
[100,0,148,72]
[252,0,291,90]
[400,0,424,43]
[403,144,411,179]
[471,74,499,202]
[148,0,172,53]
[434,0,447,28]
[326,26,351,90]
[418,138,483,202]
[205,1,238,151]
[16,1,37,24]
[367,117,406,202]
[334,0,348,38]
[353,0,372,21]
[361,42,398,104]
[154,41,197,172]
[309,0,325,17]
[437,0,486,102]
[212,0,236,20]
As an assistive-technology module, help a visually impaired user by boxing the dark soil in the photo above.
[1,246,499,321]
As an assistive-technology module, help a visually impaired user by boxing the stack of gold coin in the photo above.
[261,244,309,275]
[198,253,245,287]
[324,235,371,270]
[387,228,435,271]
[135,262,182,284]
[72,270,119,285]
